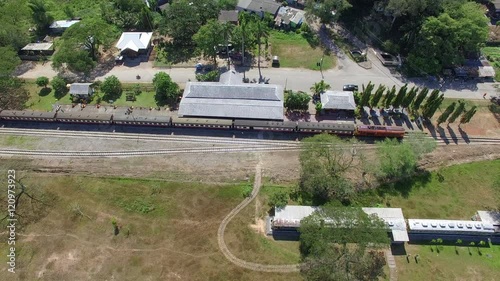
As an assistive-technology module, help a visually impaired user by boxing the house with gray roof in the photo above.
[237,0,282,16]
[178,70,284,120]
[69,83,94,100]
[275,6,305,29]
[320,91,356,111]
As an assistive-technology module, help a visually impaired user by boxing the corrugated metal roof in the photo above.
[408,219,495,233]
[69,83,92,96]
[178,78,284,120]
[321,91,356,110]
[49,20,80,29]
[116,32,153,52]
[21,43,54,51]
[477,211,500,226]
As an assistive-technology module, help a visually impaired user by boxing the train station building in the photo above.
[178,70,284,121]
[270,205,409,242]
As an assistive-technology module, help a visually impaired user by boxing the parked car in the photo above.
[343,84,358,91]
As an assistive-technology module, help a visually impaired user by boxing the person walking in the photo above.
[483,93,487,99]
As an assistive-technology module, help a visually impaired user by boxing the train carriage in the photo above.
[113,114,171,126]
[55,112,113,124]
[171,116,233,129]
[355,125,405,138]
[0,110,56,122]
[233,119,297,132]
[297,121,355,135]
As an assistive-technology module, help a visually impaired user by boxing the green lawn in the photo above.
[395,243,500,281]
[0,173,302,281]
[269,30,336,70]
[24,81,160,111]
[481,47,500,81]
[367,160,500,219]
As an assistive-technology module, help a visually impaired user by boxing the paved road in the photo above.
[18,58,498,100]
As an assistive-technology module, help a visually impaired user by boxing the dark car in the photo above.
[343,84,358,91]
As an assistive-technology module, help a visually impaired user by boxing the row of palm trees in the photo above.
[431,238,488,255]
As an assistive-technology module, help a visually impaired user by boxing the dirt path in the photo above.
[217,155,301,273]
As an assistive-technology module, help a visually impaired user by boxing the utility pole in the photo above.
[319,54,324,79]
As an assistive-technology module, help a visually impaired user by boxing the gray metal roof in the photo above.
[237,0,281,14]
[178,79,284,120]
[408,219,495,233]
[321,91,356,110]
[49,20,80,29]
[69,83,92,96]
[219,70,244,85]
[21,43,54,51]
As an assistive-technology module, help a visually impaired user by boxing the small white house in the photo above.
[115,32,153,57]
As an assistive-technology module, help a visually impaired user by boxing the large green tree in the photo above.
[28,0,53,34]
[153,72,180,106]
[52,18,118,74]
[437,102,455,126]
[101,75,122,101]
[376,132,436,181]
[193,20,230,66]
[407,2,488,75]
[299,206,390,281]
[161,0,220,47]
[305,0,352,25]
[299,134,361,204]
[0,0,31,50]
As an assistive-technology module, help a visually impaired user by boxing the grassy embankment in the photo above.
[0,174,302,281]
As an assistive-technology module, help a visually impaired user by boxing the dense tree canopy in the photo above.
[299,206,390,281]
[0,0,31,50]
[161,0,220,46]
[193,20,232,65]
[101,75,122,101]
[405,2,488,75]
[101,0,153,30]
[299,134,362,204]
[376,132,436,181]
[284,91,311,111]
[52,18,118,74]
[305,0,352,24]
[153,72,180,106]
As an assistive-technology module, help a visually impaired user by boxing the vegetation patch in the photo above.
[481,47,500,81]
[269,30,336,70]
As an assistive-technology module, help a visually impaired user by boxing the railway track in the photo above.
[0,128,498,158]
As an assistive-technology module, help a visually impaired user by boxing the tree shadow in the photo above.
[424,121,438,139]
[377,170,432,198]
[458,127,470,144]
[402,115,414,130]
[39,87,52,97]
[436,126,450,144]
[446,126,458,145]
[54,90,68,100]
[157,42,196,64]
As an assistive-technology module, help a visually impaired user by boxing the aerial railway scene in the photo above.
[1,0,500,280]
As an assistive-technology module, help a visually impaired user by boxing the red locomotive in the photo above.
[355,125,406,138]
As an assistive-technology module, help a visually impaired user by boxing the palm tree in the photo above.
[253,18,270,82]
[436,238,443,253]
[310,80,331,98]
[469,242,475,255]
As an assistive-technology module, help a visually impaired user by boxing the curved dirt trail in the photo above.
[217,157,301,273]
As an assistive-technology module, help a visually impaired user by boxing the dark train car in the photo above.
[113,114,171,126]
[0,110,56,122]
[297,121,355,135]
[234,119,297,132]
[171,116,233,129]
[55,112,113,124]
[355,125,405,138]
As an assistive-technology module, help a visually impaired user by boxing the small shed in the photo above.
[320,91,356,111]
[19,43,54,60]
[69,83,93,100]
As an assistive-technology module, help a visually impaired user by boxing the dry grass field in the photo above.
[0,173,301,281]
